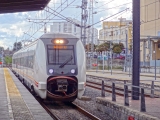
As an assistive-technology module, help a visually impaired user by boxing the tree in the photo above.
[113,46,122,54]
[13,42,22,51]
[4,56,12,65]
[96,42,110,52]
[119,43,124,49]
[112,43,124,54]
[85,43,96,52]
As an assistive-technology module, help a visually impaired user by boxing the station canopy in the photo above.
[0,0,50,13]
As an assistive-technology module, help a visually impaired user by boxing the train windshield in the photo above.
[47,45,75,65]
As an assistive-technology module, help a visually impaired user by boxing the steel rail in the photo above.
[37,98,60,120]
[86,81,124,96]
[71,103,101,120]
[86,80,159,98]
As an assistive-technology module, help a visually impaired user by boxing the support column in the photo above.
[132,0,140,100]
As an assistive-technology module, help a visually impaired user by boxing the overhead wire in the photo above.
[86,8,129,28]
[94,2,131,13]
[22,0,69,40]
[95,0,115,9]
[26,0,77,41]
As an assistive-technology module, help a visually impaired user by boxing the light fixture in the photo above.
[71,69,75,74]
[49,69,54,74]
[56,40,60,44]
[55,39,64,44]
[59,40,64,43]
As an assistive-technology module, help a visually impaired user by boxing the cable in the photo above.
[95,0,115,9]
[26,0,76,41]
[86,8,129,28]
[22,0,69,40]
[95,2,131,13]
[46,6,80,26]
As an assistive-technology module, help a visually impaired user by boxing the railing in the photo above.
[99,79,160,112]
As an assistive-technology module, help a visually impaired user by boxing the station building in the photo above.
[50,18,98,45]
[140,0,160,67]
[98,18,132,52]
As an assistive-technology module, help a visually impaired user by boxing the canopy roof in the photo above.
[0,0,50,13]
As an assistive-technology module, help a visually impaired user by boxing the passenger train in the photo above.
[12,33,86,102]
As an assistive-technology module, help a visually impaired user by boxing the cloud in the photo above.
[0,0,133,49]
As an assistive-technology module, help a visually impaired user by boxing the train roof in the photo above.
[40,33,79,39]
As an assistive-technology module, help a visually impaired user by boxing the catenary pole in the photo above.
[132,0,140,100]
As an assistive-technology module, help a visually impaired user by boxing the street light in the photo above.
[153,39,158,80]
[110,42,113,75]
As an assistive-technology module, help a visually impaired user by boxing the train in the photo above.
[12,33,86,102]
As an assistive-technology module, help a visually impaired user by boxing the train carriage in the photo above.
[12,33,86,102]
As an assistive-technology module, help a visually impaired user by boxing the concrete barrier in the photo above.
[96,97,159,120]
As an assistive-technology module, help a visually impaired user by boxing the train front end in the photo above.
[42,33,86,102]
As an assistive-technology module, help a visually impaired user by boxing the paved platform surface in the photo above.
[87,70,160,119]
[86,70,160,85]
[88,69,160,78]
[0,68,53,120]
[99,95,160,119]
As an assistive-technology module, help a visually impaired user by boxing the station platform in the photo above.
[96,96,160,119]
[87,70,160,119]
[87,69,160,78]
[86,70,160,86]
[0,68,52,120]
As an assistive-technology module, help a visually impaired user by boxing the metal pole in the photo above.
[1,49,3,67]
[108,52,109,71]
[132,0,140,100]
[129,58,131,77]
[103,52,104,72]
[96,52,98,72]
[91,0,94,70]
[124,29,128,72]
[155,43,157,80]
[110,41,112,75]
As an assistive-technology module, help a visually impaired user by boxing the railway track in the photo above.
[37,99,101,120]
[87,70,160,78]
[10,68,101,120]
[86,80,125,96]
[86,79,160,98]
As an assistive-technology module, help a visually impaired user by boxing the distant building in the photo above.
[140,0,160,65]
[99,18,132,51]
[50,18,98,45]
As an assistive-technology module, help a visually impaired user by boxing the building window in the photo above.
[105,31,107,37]
[64,23,67,32]
[74,25,76,32]
[59,23,61,32]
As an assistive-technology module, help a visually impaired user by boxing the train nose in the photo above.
[47,76,78,101]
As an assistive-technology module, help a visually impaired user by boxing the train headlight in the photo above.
[71,69,75,74]
[49,69,54,74]
[55,39,64,44]
[56,40,60,44]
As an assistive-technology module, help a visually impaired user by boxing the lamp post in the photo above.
[110,42,113,75]
[153,40,158,80]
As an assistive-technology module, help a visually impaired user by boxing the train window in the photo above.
[47,45,75,65]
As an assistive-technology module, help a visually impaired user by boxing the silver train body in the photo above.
[12,33,86,101]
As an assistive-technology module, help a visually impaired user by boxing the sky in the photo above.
[0,0,132,49]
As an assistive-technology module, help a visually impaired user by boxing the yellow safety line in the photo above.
[4,68,14,120]
[3,68,34,120]
[4,68,21,97]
